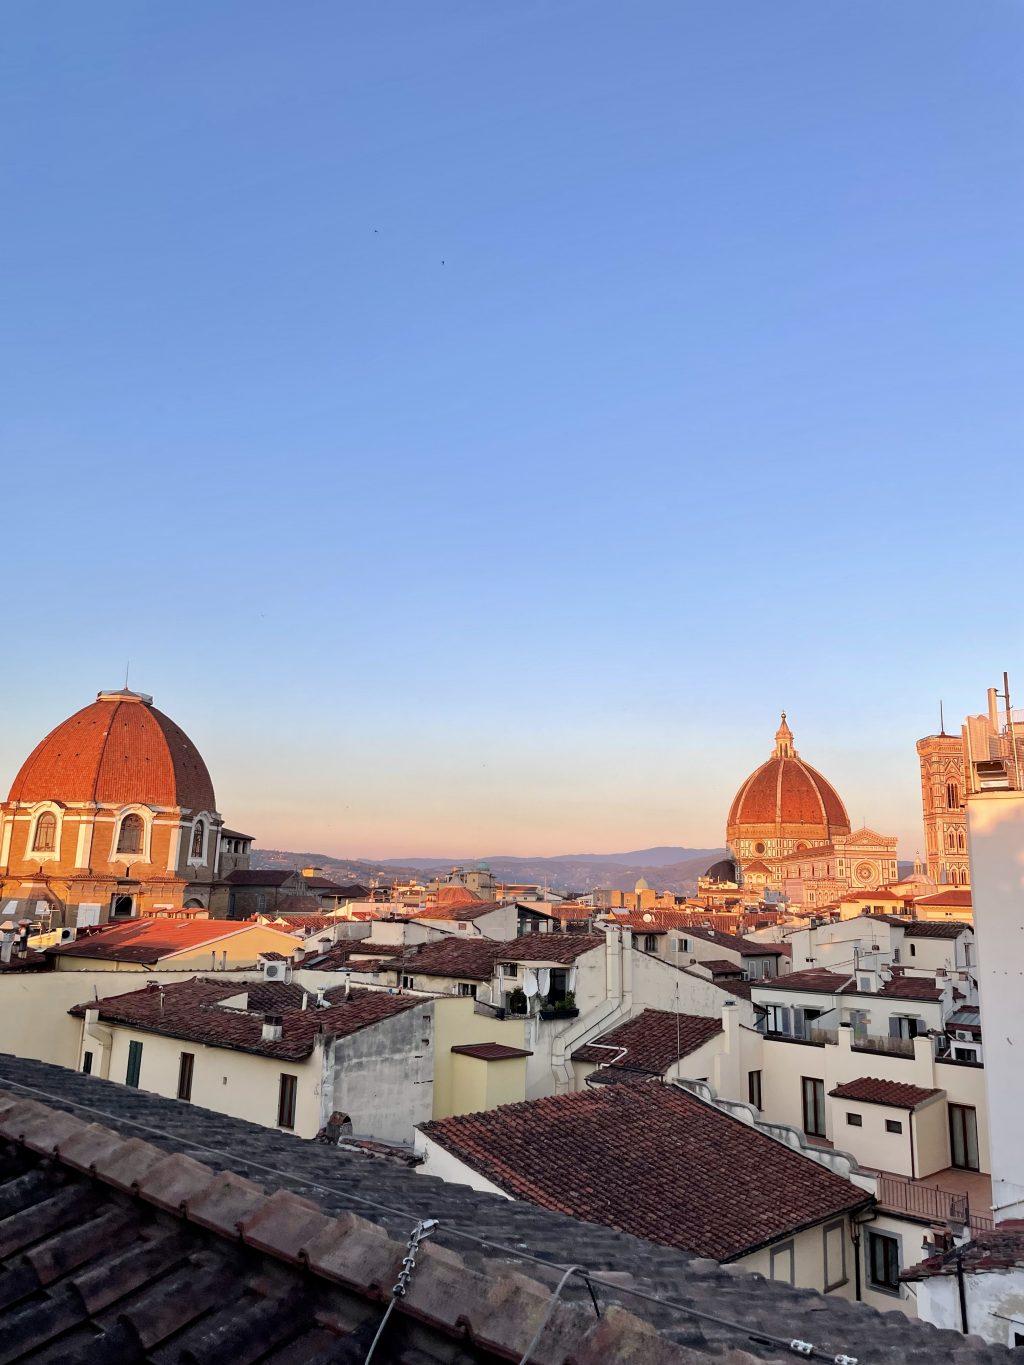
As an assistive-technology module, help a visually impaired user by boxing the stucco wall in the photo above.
[734,1217,856,1299]
[82,1022,324,1136]
[430,997,528,1118]
[0,968,259,1069]
[917,1266,1024,1345]
[329,1000,435,1144]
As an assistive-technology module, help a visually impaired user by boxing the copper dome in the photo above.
[7,690,216,811]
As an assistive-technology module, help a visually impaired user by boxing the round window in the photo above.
[754,842,766,855]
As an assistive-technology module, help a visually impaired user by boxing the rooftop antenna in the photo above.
[939,700,946,737]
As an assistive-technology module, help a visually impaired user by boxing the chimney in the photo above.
[262,1014,283,1042]
[0,922,16,965]
[316,986,327,1008]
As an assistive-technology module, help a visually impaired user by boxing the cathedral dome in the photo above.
[726,714,849,863]
[7,690,216,811]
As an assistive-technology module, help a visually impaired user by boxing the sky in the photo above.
[2,2,1022,859]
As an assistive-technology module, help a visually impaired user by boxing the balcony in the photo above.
[876,1169,992,1234]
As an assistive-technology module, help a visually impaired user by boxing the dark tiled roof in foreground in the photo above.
[68,977,421,1060]
[571,1009,723,1074]
[0,1055,1003,1364]
[420,1084,872,1263]
[829,1077,942,1109]
[0,1090,690,1365]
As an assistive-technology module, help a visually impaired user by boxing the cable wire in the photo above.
[0,1075,857,1364]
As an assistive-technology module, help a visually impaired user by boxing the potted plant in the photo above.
[539,991,579,1021]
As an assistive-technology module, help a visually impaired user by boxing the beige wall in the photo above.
[53,924,302,972]
[735,1217,857,1300]
[430,996,528,1119]
[80,1021,324,1137]
[0,968,259,1069]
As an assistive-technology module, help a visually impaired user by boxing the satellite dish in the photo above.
[642,912,654,923]
[476,983,492,1005]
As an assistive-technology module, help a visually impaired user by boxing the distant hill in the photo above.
[251,846,725,895]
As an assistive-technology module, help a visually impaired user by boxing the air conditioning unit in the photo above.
[263,961,290,982]
[59,927,75,943]
[956,1030,973,1042]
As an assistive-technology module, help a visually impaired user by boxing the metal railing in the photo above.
[876,1174,969,1227]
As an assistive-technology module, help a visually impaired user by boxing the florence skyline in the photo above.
[3,2,1022,857]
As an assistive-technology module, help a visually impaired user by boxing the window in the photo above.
[947,781,959,809]
[501,963,518,978]
[125,1040,143,1088]
[680,938,690,952]
[457,922,469,931]
[117,813,144,855]
[32,812,56,853]
[747,1070,762,1109]
[191,821,205,859]
[947,830,957,851]
[111,894,134,920]
[769,1241,794,1284]
[846,1112,863,1127]
[457,982,476,998]
[886,1119,903,1134]
[81,1050,93,1075]
[801,1077,826,1137]
[909,943,916,957]
[177,1052,195,1102]
[642,934,658,953]
[867,1230,901,1294]
[823,1220,847,1292]
[957,830,966,852]
[401,975,414,990]
[949,1104,980,1171]
[277,1073,298,1129]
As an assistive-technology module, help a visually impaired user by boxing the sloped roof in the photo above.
[572,1010,723,1074]
[829,1077,941,1109]
[903,1223,1024,1282]
[48,918,299,964]
[414,899,499,922]
[914,889,972,909]
[68,977,420,1060]
[420,1084,871,1262]
[225,869,299,887]
[451,1043,533,1061]
[0,1053,1005,1363]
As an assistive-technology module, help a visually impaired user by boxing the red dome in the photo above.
[7,690,216,811]
[727,714,850,848]
[728,756,849,832]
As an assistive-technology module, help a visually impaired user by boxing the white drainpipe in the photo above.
[551,929,633,1093]
[83,1007,114,1079]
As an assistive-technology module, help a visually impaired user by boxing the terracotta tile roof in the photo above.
[376,937,503,981]
[699,958,745,975]
[301,875,349,891]
[0,1090,711,1365]
[420,1084,871,1262]
[451,1043,533,1061]
[300,938,399,971]
[435,885,490,907]
[829,1077,941,1109]
[0,1053,1006,1364]
[903,1222,1024,1281]
[914,889,972,908]
[874,972,944,1001]
[572,1010,723,1074]
[48,918,298,964]
[901,921,971,939]
[781,844,835,862]
[502,933,605,963]
[414,899,499,922]
[6,690,216,810]
[266,907,338,930]
[219,827,253,840]
[612,914,784,956]
[68,977,421,1059]
[728,750,849,834]
[753,968,852,995]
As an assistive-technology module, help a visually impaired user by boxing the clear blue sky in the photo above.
[3,2,1022,858]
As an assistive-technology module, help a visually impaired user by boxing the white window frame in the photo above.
[27,802,64,863]
[186,813,215,869]
[110,806,153,865]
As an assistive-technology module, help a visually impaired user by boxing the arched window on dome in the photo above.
[117,813,144,856]
[32,812,56,853]
[947,782,959,809]
[191,820,205,860]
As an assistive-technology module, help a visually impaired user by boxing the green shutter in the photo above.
[126,1040,143,1088]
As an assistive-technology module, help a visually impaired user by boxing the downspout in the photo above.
[84,1007,114,1079]
[956,1249,969,1334]
[851,1223,862,1302]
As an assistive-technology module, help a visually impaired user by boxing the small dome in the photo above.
[704,858,738,883]
[7,690,216,811]
[634,876,651,892]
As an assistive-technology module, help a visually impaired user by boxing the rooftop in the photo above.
[914,889,973,909]
[0,1053,1002,1363]
[224,868,299,887]
[571,1009,723,1075]
[829,1077,942,1109]
[47,918,299,964]
[904,1222,1024,1282]
[420,1082,871,1263]
[68,977,422,1060]
[754,966,945,1002]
